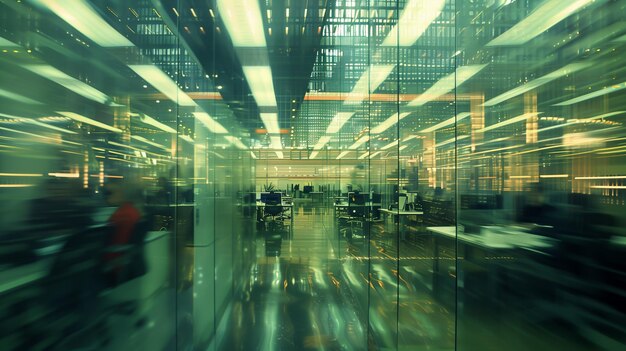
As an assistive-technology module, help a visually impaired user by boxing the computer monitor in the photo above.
[261,193,282,205]
[260,192,270,203]
[303,185,313,193]
[371,193,382,204]
[348,192,365,205]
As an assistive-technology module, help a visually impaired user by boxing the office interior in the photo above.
[1,0,625,350]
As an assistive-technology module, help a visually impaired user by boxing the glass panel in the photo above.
[456,1,626,350]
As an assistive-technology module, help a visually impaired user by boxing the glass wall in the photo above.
[0,0,253,350]
[1,0,625,350]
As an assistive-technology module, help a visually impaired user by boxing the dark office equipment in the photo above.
[371,193,382,204]
[260,192,281,204]
[303,185,313,193]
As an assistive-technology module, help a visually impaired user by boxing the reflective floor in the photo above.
[215,201,592,351]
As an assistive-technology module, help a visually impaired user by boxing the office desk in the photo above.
[334,203,382,218]
[426,226,556,305]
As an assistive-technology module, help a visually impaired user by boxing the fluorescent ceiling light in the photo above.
[370,151,382,159]
[487,0,595,46]
[381,0,445,47]
[132,113,176,133]
[270,136,282,150]
[23,65,112,105]
[0,36,19,47]
[381,140,398,150]
[225,136,247,149]
[216,0,266,47]
[0,88,42,104]
[57,111,122,133]
[128,65,196,107]
[131,135,169,150]
[408,65,487,107]
[420,112,471,133]
[275,151,284,159]
[179,135,195,143]
[349,136,370,149]
[313,136,332,150]
[242,66,277,107]
[370,112,412,134]
[260,113,280,134]
[483,62,591,107]
[193,112,228,134]
[358,152,370,159]
[31,0,134,47]
[537,111,626,133]
[399,145,408,151]
[345,65,396,105]
[479,113,540,133]
[326,112,355,134]
[309,151,319,159]
[336,151,351,159]
[554,81,626,106]
[0,113,75,134]
[250,151,257,159]
[435,135,468,148]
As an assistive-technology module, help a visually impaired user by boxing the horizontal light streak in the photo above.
[242,66,277,107]
[32,0,134,47]
[590,186,626,189]
[57,111,122,133]
[369,151,382,159]
[487,0,594,46]
[193,112,228,134]
[0,88,42,105]
[48,172,79,178]
[349,136,370,149]
[132,113,176,133]
[326,112,355,134]
[0,173,43,177]
[313,136,331,150]
[420,112,471,133]
[0,184,34,188]
[479,113,540,133]
[370,112,412,134]
[435,135,468,147]
[131,135,169,150]
[23,65,112,105]
[380,140,398,150]
[336,151,351,159]
[382,0,445,47]
[483,63,591,107]
[358,152,370,159]
[554,82,626,106]
[539,174,569,178]
[129,65,196,106]
[575,176,626,180]
[178,135,195,143]
[345,65,396,105]
[408,65,487,107]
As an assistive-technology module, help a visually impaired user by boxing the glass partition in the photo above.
[1,0,625,350]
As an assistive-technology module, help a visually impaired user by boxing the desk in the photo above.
[379,209,423,239]
[426,226,556,306]
[334,203,382,219]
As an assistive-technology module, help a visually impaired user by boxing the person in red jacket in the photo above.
[103,181,143,285]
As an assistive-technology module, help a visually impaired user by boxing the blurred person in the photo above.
[102,180,145,286]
